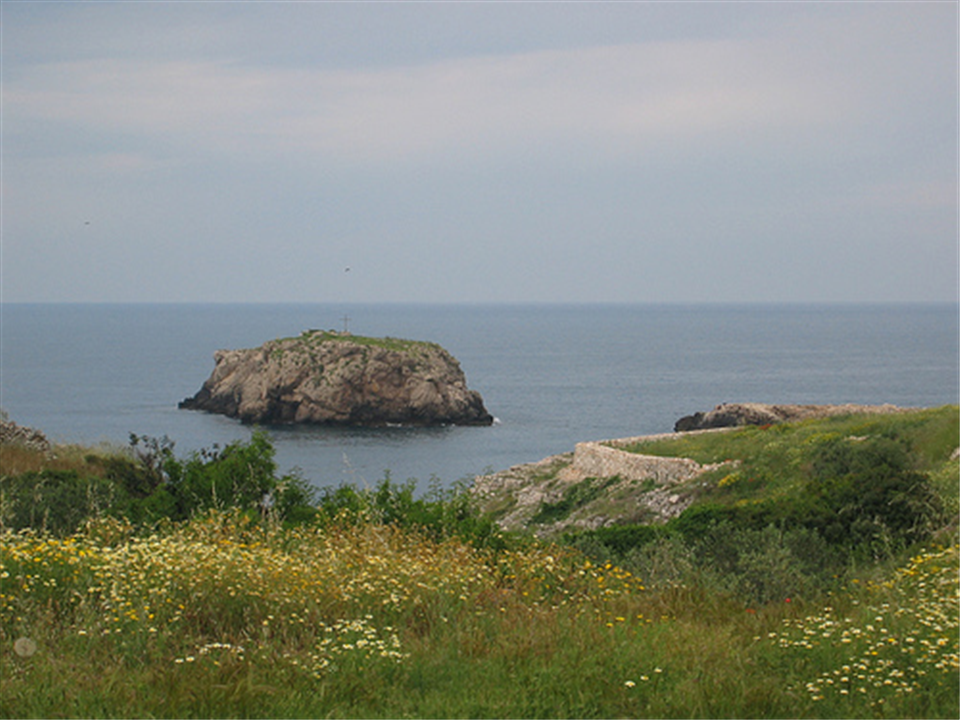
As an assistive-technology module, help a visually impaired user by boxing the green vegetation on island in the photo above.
[294,329,444,354]
[1,407,957,718]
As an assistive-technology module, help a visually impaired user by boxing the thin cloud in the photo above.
[2,2,954,303]
[7,38,853,166]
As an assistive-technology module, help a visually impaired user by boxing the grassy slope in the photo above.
[1,408,957,718]
[480,406,958,539]
[622,406,958,476]
[624,405,959,528]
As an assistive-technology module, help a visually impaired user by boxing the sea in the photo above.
[1,303,957,491]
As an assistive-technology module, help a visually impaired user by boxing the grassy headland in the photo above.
[1,407,957,718]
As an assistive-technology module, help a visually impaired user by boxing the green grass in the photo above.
[1,515,956,718]
[295,330,442,354]
[625,406,958,467]
[530,476,619,525]
[265,331,443,374]
[1,408,957,717]
[618,405,958,507]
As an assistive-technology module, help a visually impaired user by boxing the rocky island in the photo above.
[179,331,494,427]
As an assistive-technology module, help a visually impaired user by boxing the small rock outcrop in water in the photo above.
[179,331,494,427]
[674,402,906,432]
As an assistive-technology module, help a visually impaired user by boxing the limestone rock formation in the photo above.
[179,331,494,427]
[0,418,51,454]
[471,430,735,537]
[674,402,906,432]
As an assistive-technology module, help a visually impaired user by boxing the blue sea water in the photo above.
[1,303,957,490]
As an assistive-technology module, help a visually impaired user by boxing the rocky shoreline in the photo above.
[470,432,727,536]
[4,402,927,535]
[471,403,918,536]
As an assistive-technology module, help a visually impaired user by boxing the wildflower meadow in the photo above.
[1,510,956,718]
[1,409,958,717]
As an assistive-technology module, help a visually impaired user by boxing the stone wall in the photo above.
[565,428,734,485]
[473,427,738,534]
[569,442,703,484]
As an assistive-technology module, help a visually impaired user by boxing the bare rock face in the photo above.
[179,331,494,427]
[674,402,906,432]
[0,418,52,453]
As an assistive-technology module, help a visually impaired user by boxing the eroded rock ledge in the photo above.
[179,330,493,427]
[0,418,51,454]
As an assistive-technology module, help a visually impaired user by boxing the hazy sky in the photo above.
[2,1,957,304]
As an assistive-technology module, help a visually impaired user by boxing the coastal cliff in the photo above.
[179,331,493,427]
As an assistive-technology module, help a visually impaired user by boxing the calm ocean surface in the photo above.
[2,303,957,490]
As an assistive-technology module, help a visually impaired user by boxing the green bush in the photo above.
[668,435,943,557]
[0,470,119,535]
[0,432,319,532]
[164,432,280,519]
[313,475,508,550]
[688,524,847,604]
[564,523,665,555]
[803,436,943,554]
[530,476,617,525]
[563,519,850,605]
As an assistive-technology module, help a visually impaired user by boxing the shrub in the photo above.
[804,436,943,555]
[564,523,665,555]
[164,432,278,519]
[530,476,617,525]
[314,475,508,550]
[1,432,318,532]
[0,470,119,535]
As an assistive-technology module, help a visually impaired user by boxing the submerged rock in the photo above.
[180,330,493,427]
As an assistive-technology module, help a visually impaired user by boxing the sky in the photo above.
[1,1,957,304]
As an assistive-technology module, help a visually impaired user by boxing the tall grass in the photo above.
[2,512,956,718]
[2,409,956,717]
[0,442,119,478]
[626,406,959,472]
